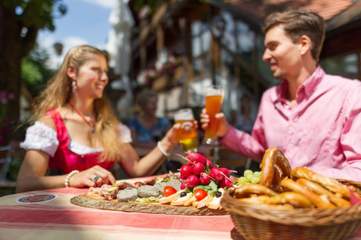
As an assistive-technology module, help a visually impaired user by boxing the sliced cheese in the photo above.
[171,193,193,206]
[159,190,182,204]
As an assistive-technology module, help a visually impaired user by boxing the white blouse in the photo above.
[20,121,132,157]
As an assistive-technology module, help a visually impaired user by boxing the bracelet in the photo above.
[157,141,170,157]
[64,170,79,188]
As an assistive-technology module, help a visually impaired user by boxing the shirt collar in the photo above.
[271,66,325,103]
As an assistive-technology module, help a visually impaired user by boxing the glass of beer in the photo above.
[174,108,198,152]
[204,86,223,144]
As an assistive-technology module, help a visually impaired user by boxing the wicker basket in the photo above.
[221,189,361,240]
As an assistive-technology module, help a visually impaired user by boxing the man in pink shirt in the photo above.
[201,10,361,181]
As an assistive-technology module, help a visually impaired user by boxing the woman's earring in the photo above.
[72,80,78,93]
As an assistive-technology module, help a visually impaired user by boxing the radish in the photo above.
[199,172,211,185]
[186,152,208,165]
[206,159,213,168]
[180,164,193,179]
[186,175,200,189]
[210,168,224,182]
[220,177,233,188]
[218,167,235,176]
[192,162,205,175]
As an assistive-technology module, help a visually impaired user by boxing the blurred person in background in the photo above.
[201,10,361,181]
[126,89,171,156]
[17,45,179,192]
[126,89,181,172]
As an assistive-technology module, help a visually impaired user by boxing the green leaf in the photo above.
[209,180,218,192]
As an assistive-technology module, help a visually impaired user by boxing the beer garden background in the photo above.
[1,0,361,194]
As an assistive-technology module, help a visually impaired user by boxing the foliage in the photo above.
[21,46,55,97]
[2,0,67,31]
[0,0,67,145]
[132,0,164,14]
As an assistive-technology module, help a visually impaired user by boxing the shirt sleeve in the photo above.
[221,96,267,160]
[20,122,59,157]
[118,123,132,143]
[320,83,361,181]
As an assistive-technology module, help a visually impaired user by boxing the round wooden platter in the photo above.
[71,194,227,216]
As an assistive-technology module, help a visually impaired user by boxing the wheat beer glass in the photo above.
[174,108,198,152]
[204,86,223,144]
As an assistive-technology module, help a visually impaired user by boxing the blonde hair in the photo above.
[32,45,123,161]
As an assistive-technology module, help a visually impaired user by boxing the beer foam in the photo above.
[174,108,194,121]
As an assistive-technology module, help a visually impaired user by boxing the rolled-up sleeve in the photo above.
[221,93,267,161]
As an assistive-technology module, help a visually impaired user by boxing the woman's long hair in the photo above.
[32,45,123,161]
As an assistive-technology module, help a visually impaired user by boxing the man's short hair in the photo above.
[263,10,325,62]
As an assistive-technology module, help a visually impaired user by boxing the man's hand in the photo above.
[200,109,230,138]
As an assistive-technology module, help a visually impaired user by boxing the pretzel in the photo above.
[291,167,350,198]
[233,184,277,198]
[238,196,295,210]
[296,178,350,207]
[280,178,335,209]
[262,192,313,208]
[238,192,311,209]
[260,148,291,188]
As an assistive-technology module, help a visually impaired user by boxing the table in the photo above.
[1,186,361,240]
[0,179,234,240]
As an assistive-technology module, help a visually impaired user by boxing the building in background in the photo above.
[107,0,361,121]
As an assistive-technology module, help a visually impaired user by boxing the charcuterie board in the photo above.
[70,194,227,215]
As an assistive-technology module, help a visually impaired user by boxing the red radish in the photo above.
[206,159,213,167]
[220,177,233,188]
[180,164,193,179]
[210,168,224,182]
[199,172,211,185]
[180,182,186,190]
[218,167,235,176]
[192,162,205,175]
[186,175,200,188]
[186,152,208,165]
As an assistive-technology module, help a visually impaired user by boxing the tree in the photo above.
[0,0,66,143]
[22,45,55,98]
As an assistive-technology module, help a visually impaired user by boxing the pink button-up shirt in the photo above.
[222,67,361,181]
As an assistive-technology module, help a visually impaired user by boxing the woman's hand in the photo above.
[69,165,116,188]
[158,124,182,153]
[200,108,230,137]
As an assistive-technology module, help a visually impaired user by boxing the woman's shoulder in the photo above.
[20,120,59,157]
[37,115,56,130]
[38,107,69,130]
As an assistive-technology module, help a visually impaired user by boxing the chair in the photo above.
[0,145,17,196]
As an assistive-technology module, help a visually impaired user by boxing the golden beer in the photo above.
[204,87,223,143]
[174,109,198,152]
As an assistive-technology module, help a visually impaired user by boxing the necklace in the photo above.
[69,102,96,133]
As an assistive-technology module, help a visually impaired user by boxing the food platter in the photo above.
[70,152,232,216]
[70,194,227,215]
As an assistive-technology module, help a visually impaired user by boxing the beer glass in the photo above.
[174,108,198,152]
[204,86,223,144]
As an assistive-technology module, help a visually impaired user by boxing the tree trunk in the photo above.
[0,5,24,143]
